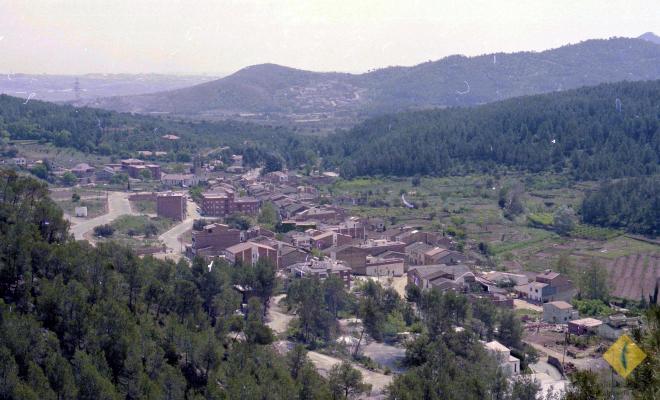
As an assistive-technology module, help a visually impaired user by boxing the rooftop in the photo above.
[485,340,510,353]
[537,270,561,280]
[161,173,194,180]
[226,241,275,253]
[569,318,603,328]
[546,301,573,310]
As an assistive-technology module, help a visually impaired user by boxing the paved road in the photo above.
[68,191,135,240]
[158,198,199,254]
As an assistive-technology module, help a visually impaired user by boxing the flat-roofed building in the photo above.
[290,259,352,288]
[363,255,405,277]
[156,192,187,221]
[568,318,603,335]
[161,173,199,187]
[543,301,578,323]
[201,188,260,217]
[189,223,241,257]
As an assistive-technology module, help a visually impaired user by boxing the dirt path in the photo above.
[306,350,393,395]
[525,340,606,371]
[266,294,294,335]
[67,191,135,240]
[268,296,393,395]
[514,299,543,312]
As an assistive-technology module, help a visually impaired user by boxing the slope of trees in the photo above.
[580,176,659,236]
[0,168,330,399]
[323,80,660,180]
[0,94,312,168]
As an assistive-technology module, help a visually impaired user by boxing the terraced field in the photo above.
[605,253,660,301]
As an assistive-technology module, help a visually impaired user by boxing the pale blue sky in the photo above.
[0,0,658,75]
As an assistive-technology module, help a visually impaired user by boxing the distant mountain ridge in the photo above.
[639,32,660,44]
[85,37,660,128]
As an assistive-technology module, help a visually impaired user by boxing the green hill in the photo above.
[322,79,660,180]
[86,38,660,126]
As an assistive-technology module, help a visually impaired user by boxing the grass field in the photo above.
[111,215,174,236]
[130,199,156,214]
[55,198,107,218]
[94,215,175,250]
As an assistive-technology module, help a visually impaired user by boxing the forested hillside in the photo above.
[0,94,311,168]
[323,80,660,180]
[581,177,659,236]
[86,38,660,125]
[3,78,660,184]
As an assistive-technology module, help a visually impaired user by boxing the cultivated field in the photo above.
[603,253,660,301]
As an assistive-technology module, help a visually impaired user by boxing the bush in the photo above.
[193,219,209,231]
[94,224,114,237]
[61,172,77,186]
[569,224,620,240]
[144,223,158,238]
[572,299,613,317]
[527,213,554,227]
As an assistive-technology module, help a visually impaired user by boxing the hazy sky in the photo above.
[1,0,658,75]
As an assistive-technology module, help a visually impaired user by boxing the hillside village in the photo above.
[4,142,656,398]
[2,3,660,398]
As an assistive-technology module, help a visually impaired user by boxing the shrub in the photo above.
[94,224,114,237]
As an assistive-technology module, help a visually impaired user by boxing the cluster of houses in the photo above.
[540,300,641,340]
[179,168,535,312]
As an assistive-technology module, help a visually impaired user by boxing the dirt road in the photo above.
[266,294,294,336]
[267,295,393,395]
[68,191,135,240]
[306,350,393,394]
[525,340,607,371]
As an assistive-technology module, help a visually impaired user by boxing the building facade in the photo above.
[157,192,187,221]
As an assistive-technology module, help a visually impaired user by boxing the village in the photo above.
[4,141,653,398]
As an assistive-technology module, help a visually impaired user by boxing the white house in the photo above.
[484,340,520,377]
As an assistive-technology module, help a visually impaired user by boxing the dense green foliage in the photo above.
[286,276,352,345]
[0,94,311,168]
[355,280,416,343]
[323,80,660,180]
[577,258,610,302]
[0,169,334,399]
[581,176,659,236]
[4,79,660,187]
[386,289,535,399]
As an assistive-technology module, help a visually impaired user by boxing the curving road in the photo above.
[67,191,136,240]
[158,198,199,254]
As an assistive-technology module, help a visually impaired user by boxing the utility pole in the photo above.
[74,77,81,102]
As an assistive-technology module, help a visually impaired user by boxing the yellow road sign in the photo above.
[603,334,647,378]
